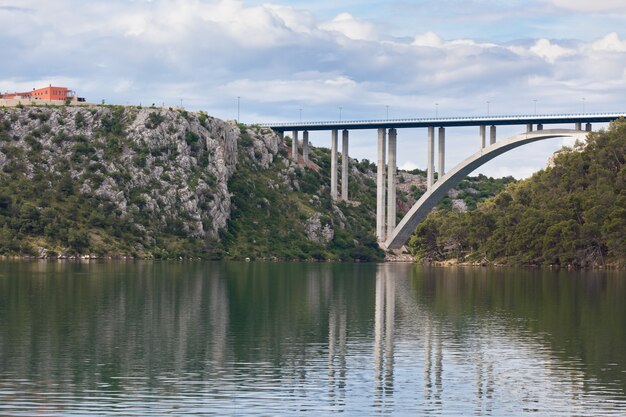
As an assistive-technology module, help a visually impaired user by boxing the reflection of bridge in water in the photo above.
[262,113,626,248]
[360,265,611,414]
[372,264,449,411]
[1,263,623,414]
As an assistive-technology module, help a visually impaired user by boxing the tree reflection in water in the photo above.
[0,261,624,415]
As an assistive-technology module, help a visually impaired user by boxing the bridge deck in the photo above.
[260,113,626,132]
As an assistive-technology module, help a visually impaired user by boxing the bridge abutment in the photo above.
[331,130,338,200]
[427,127,435,189]
[342,130,349,200]
[376,128,387,240]
[292,130,299,162]
[480,125,486,149]
[387,128,397,237]
[438,127,445,178]
[303,130,309,163]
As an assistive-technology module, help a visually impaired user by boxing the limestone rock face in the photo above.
[0,106,280,242]
[305,213,334,244]
[451,199,468,212]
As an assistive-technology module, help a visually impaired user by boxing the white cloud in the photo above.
[1,1,626,179]
[412,32,443,48]
[399,161,421,171]
[589,32,626,52]
[319,12,378,41]
[529,39,575,63]
[487,165,544,179]
[218,74,363,107]
[544,0,626,13]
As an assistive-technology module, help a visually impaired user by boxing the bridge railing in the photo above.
[258,112,625,128]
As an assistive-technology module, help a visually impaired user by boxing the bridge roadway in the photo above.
[259,112,626,250]
[260,112,626,131]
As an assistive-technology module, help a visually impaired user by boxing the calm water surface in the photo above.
[0,261,625,416]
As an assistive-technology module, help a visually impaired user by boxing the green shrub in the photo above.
[145,112,164,129]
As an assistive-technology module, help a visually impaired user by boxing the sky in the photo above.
[2,0,626,178]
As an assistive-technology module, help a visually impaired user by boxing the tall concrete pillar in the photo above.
[575,122,582,131]
[526,124,533,133]
[427,127,435,189]
[479,125,486,149]
[437,127,445,179]
[303,130,309,163]
[489,125,496,145]
[586,123,592,132]
[341,130,349,201]
[291,130,299,162]
[537,124,543,131]
[376,128,387,241]
[331,130,338,200]
[387,128,397,238]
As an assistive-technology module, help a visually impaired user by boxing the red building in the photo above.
[1,84,83,101]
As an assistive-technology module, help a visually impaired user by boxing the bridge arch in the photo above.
[384,129,589,249]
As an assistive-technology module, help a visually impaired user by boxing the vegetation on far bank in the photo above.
[409,120,626,268]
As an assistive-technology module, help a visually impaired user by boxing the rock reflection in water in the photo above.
[0,261,624,416]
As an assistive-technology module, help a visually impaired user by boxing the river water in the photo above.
[0,261,625,416]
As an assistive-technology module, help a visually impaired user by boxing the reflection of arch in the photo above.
[385,129,589,249]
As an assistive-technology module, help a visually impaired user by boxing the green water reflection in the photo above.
[0,261,624,415]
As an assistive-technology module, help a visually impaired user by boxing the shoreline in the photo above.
[0,254,623,270]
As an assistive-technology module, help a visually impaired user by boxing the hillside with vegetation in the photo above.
[409,120,626,268]
[0,104,519,261]
[0,105,387,260]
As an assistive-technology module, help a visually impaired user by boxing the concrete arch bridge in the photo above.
[261,114,624,250]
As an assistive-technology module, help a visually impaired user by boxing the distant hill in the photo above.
[409,120,626,268]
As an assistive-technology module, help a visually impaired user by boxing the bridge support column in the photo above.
[526,124,533,132]
[376,128,387,241]
[291,130,299,162]
[490,125,496,145]
[438,127,445,179]
[586,123,592,131]
[480,125,486,149]
[387,128,397,238]
[331,130,338,200]
[575,122,582,131]
[427,127,435,189]
[537,124,543,131]
[303,131,309,163]
[341,130,349,201]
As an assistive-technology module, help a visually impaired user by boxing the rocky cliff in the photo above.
[0,105,382,260]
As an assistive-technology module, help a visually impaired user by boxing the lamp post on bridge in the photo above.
[582,97,586,113]
[386,105,389,120]
[299,108,302,123]
[435,103,439,118]
[533,99,537,115]
[486,101,490,117]
[339,107,342,122]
